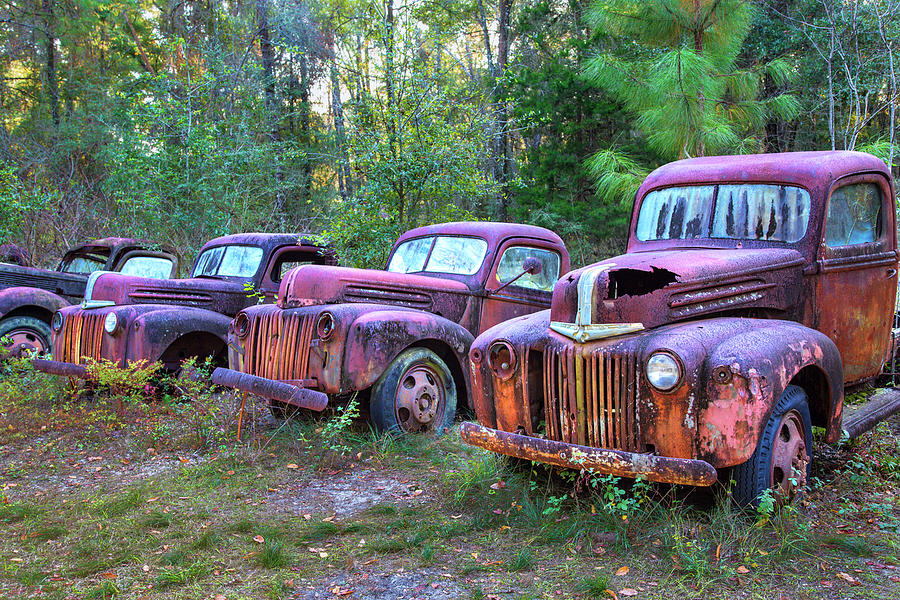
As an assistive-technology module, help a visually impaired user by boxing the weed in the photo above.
[95,487,144,517]
[576,573,611,598]
[369,535,406,554]
[259,539,290,568]
[153,561,206,588]
[141,510,172,529]
[32,523,67,541]
[823,534,876,556]
[0,502,39,524]
[302,520,340,541]
[194,530,222,550]
[85,580,120,599]
[321,392,360,454]
[365,503,399,517]
[161,548,189,566]
[420,542,434,562]
[508,547,534,571]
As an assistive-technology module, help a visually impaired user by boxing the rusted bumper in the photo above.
[460,422,718,486]
[210,367,328,412]
[31,358,90,378]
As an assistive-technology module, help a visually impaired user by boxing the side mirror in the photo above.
[523,256,543,276]
[493,257,544,294]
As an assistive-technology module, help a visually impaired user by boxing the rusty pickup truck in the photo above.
[33,233,334,376]
[1,238,177,356]
[211,221,570,433]
[462,151,900,506]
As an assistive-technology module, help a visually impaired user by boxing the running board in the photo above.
[842,388,900,439]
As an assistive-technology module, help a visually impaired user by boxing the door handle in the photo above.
[888,268,897,278]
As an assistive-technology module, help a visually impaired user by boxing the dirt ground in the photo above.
[2,369,900,600]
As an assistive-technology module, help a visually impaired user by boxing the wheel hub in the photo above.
[2,329,46,357]
[395,365,444,432]
[770,410,808,501]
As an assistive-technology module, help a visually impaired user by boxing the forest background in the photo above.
[1,0,899,270]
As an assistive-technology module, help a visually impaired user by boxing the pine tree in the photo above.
[583,0,800,161]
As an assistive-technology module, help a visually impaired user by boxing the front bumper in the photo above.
[460,422,718,486]
[210,367,328,412]
[32,358,90,378]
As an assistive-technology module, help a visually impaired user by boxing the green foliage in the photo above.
[321,393,361,454]
[84,358,161,403]
[584,0,799,161]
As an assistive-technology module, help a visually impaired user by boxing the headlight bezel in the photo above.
[103,312,120,335]
[51,312,63,332]
[316,311,336,341]
[645,350,683,392]
[487,340,517,380]
[234,312,251,339]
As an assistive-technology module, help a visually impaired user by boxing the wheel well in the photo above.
[789,365,832,429]
[2,306,54,325]
[408,339,469,410]
[159,332,227,371]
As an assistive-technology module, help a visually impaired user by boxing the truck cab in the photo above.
[0,238,177,356]
[461,151,898,506]
[34,233,333,375]
[213,221,570,433]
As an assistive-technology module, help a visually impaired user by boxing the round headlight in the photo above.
[488,340,517,380]
[51,312,63,332]
[316,312,335,341]
[646,352,682,391]
[104,312,119,335]
[234,312,251,338]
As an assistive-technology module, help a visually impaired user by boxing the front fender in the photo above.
[124,306,232,362]
[697,319,843,467]
[342,310,474,393]
[0,287,69,321]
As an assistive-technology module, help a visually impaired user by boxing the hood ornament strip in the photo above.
[549,264,644,342]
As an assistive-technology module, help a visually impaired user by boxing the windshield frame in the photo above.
[385,234,490,279]
[191,243,266,280]
[630,180,816,250]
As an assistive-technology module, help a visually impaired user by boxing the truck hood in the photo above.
[549,248,805,336]
[86,273,251,316]
[278,265,473,322]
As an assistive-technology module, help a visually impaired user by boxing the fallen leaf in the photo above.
[736,566,750,574]
[615,566,630,576]
[142,565,150,573]
[101,572,117,579]
[286,463,299,470]
[619,589,638,597]
[253,535,265,544]
[215,595,226,600]
[837,572,861,585]
[820,580,833,588]
[330,587,353,596]
[226,470,235,475]
[605,590,619,600]
[490,481,506,490]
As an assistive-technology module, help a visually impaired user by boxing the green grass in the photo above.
[140,510,172,529]
[576,573,611,598]
[259,539,290,568]
[823,534,876,556]
[153,561,206,589]
[507,547,534,571]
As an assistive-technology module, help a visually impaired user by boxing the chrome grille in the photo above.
[59,312,105,364]
[243,311,315,380]
[543,347,640,452]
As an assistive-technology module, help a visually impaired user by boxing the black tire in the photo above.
[732,385,812,508]
[369,347,457,434]
[0,316,51,357]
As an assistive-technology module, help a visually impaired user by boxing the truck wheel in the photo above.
[0,316,51,357]
[369,348,457,434]
[732,385,812,508]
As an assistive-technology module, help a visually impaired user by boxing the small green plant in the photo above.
[243,281,267,304]
[259,539,289,568]
[153,561,206,588]
[165,357,231,447]
[141,510,172,529]
[576,573,611,598]
[85,579,120,599]
[756,488,776,522]
[85,358,162,404]
[508,548,534,572]
[321,393,360,454]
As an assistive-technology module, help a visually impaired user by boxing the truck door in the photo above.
[479,240,565,334]
[816,174,898,384]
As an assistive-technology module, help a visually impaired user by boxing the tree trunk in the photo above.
[329,47,352,201]
[41,0,59,128]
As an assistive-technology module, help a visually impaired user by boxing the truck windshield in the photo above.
[387,236,488,276]
[635,184,811,243]
[192,245,263,278]
[61,253,108,274]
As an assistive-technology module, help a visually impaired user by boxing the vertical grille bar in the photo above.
[243,311,315,381]
[59,312,105,364]
[542,346,640,452]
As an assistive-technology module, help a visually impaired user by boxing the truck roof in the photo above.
[394,221,565,249]
[639,151,890,194]
[199,233,325,255]
[68,237,174,256]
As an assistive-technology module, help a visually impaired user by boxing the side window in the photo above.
[824,183,884,247]
[119,256,174,279]
[496,246,561,293]
[270,250,327,282]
